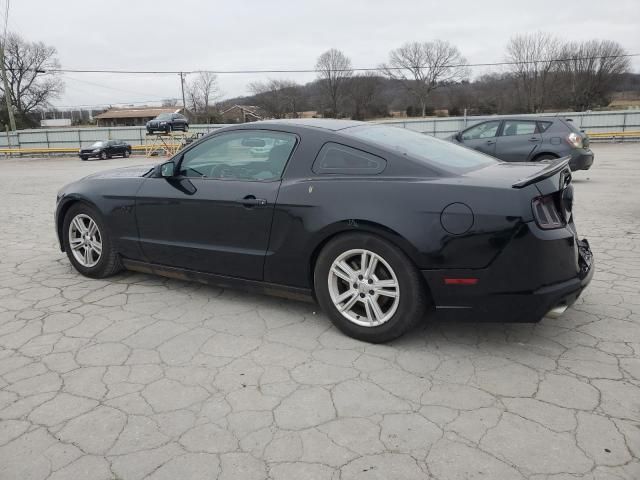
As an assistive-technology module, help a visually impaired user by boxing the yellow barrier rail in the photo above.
[587,131,640,138]
[0,144,181,155]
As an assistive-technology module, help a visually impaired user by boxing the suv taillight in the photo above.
[532,194,564,229]
[566,132,583,149]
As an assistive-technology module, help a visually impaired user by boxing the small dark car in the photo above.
[146,113,189,134]
[56,119,593,343]
[450,117,594,171]
[79,140,132,161]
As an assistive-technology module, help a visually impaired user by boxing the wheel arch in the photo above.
[307,220,426,295]
[56,196,100,252]
[532,151,559,161]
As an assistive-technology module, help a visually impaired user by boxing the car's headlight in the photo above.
[93,149,100,153]
[160,121,166,125]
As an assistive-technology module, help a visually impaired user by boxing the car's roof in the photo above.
[254,118,365,131]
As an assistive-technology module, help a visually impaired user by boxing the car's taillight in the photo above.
[532,194,564,229]
[565,132,583,149]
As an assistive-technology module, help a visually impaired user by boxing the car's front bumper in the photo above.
[569,149,594,171]
[422,224,594,323]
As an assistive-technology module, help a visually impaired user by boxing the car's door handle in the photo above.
[485,140,495,145]
[239,195,267,207]
[528,137,540,142]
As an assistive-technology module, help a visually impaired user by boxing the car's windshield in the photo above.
[343,125,498,174]
[155,113,172,120]
[89,141,104,148]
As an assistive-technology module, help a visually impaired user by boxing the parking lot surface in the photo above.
[0,144,639,480]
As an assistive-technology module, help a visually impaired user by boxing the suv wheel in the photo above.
[314,233,428,343]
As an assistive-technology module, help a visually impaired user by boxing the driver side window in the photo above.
[179,131,297,181]
[461,121,501,140]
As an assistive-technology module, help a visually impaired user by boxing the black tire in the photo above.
[184,124,189,132]
[314,232,428,343]
[124,150,130,158]
[62,203,122,279]
[80,156,88,161]
[100,151,107,160]
[166,125,172,134]
[534,154,558,163]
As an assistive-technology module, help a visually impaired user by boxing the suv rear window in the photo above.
[343,125,497,174]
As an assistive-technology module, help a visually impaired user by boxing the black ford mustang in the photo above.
[55,119,593,343]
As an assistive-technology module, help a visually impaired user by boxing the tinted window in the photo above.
[538,121,553,133]
[313,143,386,175]
[343,125,497,174]
[461,121,501,140]
[502,120,537,136]
[179,130,297,181]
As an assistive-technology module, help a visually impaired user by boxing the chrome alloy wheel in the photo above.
[68,214,102,268]
[328,248,400,327]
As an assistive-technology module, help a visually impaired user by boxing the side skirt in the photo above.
[121,258,314,303]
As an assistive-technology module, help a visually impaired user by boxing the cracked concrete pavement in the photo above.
[0,143,639,479]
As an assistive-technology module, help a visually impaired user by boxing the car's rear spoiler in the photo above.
[511,157,571,189]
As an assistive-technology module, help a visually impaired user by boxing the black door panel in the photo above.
[136,178,280,279]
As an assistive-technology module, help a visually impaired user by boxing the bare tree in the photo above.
[1,33,63,127]
[249,79,302,118]
[186,71,221,123]
[348,73,382,120]
[505,32,560,113]
[556,40,630,110]
[161,98,178,107]
[315,49,352,117]
[381,40,467,117]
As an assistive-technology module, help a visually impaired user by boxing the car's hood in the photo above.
[83,165,153,180]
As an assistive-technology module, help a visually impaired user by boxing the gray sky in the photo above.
[10,0,640,109]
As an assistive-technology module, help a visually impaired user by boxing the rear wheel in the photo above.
[124,150,130,158]
[314,233,428,343]
[100,151,107,160]
[534,153,558,163]
[63,203,122,279]
[80,156,88,161]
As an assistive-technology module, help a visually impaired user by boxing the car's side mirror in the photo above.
[160,161,176,178]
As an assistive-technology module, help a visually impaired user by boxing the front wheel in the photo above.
[63,203,122,279]
[124,150,130,158]
[100,151,107,160]
[314,233,428,343]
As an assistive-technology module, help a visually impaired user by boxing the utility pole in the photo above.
[0,39,16,131]
[179,72,187,114]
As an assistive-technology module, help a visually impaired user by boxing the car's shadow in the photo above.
[104,268,566,355]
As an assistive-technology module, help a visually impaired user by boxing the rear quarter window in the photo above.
[538,121,553,133]
[313,143,386,175]
[343,125,497,174]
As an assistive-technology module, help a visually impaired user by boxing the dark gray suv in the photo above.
[450,117,593,170]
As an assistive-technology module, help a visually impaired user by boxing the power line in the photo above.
[63,74,169,100]
[23,53,640,76]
